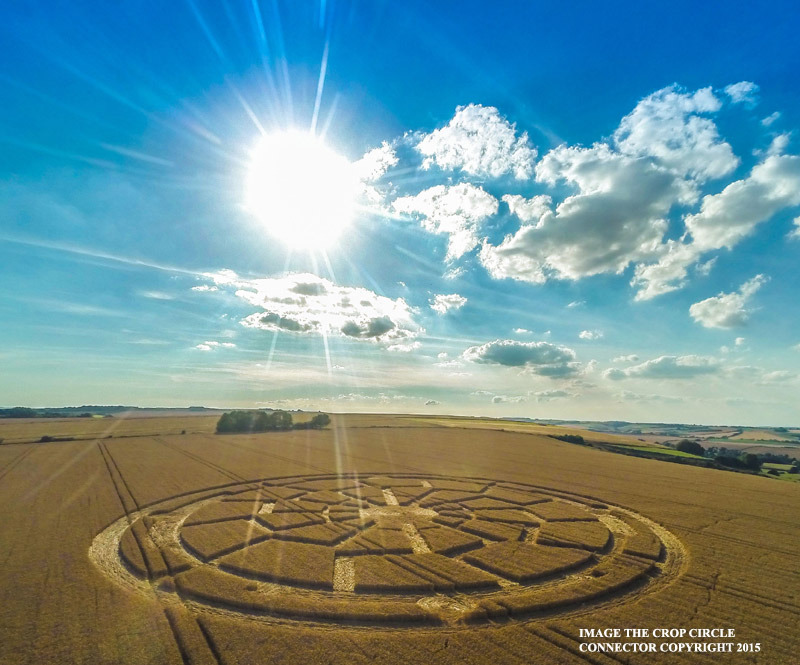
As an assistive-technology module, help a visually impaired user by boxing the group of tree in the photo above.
[714,453,762,471]
[675,439,706,456]
[216,410,330,434]
[549,434,585,444]
[0,407,97,419]
[672,440,778,471]
[0,407,39,419]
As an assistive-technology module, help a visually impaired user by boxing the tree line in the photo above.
[672,439,798,472]
[215,410,330,434]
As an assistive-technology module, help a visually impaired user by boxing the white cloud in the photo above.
[481,138,689,284]
[191,284,218,292]
[689,274,768,329]
[491,394,527,404]
[615,390,685,403]
[724,81,759,106]
[417,104,537,179]
[760,370,797,384]
[202,271,422,350]
[430,293,467,315]
[481,86,738,283]
[633,150,800,299]
[393,183,498,260]
[604,355,720,380]
[789,216,800,239]
[140,290,175,300]
[425,399,440,406]
[502,194,552,225]
[513,328,532,334]
[194,340,236,351]
[612,354,639,363]
[614,84,737,181]
[468,84,799,302]
[685,153,800,251]
[386,340,422,353]
[353,142,398,181]
[735,337,746,346]
[695,257,717,276]
[444,266,466,280]
[579,330,603,340]
[567,300,585,309]
[462,339,581,378]
[531,389,573,402]
[761,111,781,127]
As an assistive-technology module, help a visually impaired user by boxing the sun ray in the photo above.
[310,40,330,135]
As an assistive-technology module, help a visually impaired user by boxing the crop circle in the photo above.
[90,474,685,628]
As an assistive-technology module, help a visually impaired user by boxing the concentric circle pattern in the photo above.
[91,474,684,627]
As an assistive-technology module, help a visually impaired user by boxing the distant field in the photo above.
[405,416,648,446]
[0,412,326,444]
[706,437,800,447]
[730,429,798,442]
[1,413,799,664]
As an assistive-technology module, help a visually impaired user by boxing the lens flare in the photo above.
[245,130,358,248]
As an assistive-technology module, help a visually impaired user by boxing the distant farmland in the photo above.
[0,413,798,664]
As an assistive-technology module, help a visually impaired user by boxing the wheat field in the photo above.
[0,414,798,664]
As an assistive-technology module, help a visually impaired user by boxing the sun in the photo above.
[245,131,359,249]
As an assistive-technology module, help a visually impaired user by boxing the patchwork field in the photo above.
[1,413,798,664]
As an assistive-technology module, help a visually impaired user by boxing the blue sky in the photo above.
[2,1,800,425]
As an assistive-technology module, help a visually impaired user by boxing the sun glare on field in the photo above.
[245,131,359,249]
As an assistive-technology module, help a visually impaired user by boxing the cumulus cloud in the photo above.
[424,399,440,406]
[430,293,467,315]
[393,183,498,260]
[417,104,537,179]
[353,142,398,182]
[685,153,800,250]
[201,271,422,349]
[689,274,768,328]
[466,84,800,301]
[761,111,781,127]
[480,141,690,284]
[614,85,737,181]
[634,150,800,299]
[604,355,720,380]
[462,339,580,378]
[724,81,759,106]
[502,194,552,225]
[579,330,603,340]
[191,284,218,292]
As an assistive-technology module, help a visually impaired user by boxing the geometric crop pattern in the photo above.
[92,474,683,628]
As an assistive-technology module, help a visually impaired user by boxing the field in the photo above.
[1,413,799,664]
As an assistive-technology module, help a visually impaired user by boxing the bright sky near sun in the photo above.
[2,1,800,425]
